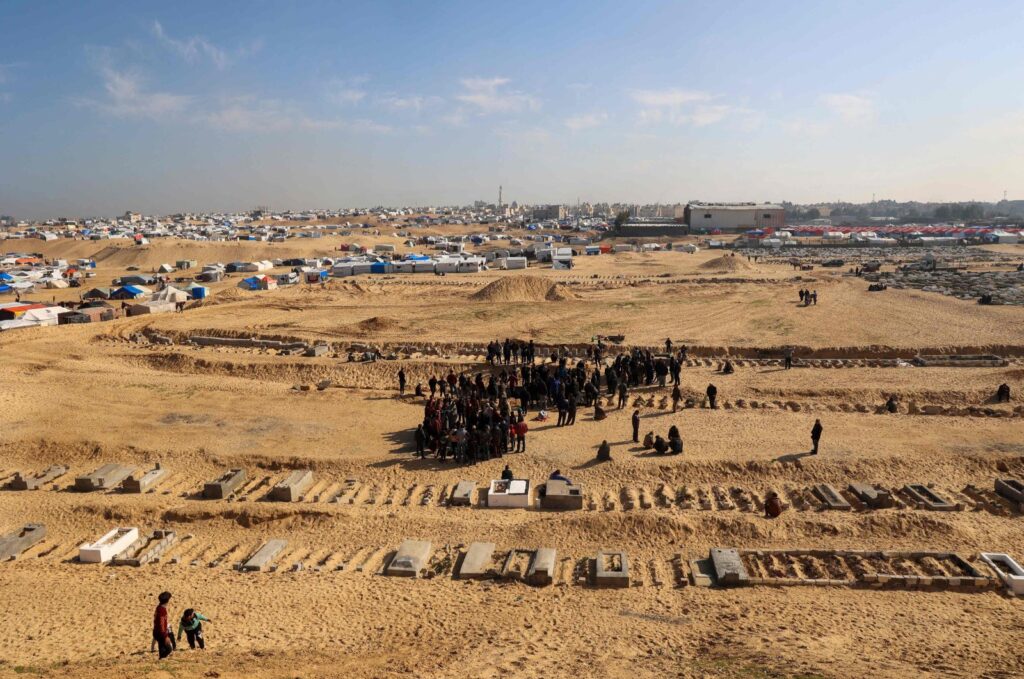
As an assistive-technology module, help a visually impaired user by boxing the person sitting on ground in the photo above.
[997,383,1012,403]
[414,383,424,397]
[668,424,680,441]
[596,439,612,462]
[501,464,514,481]
[764,491,784,518]
[593,403,607,421]
[668,435,683,455]
[722,360,734,375]
[177,608,211,650]
[885,395,899,413]
[642,431,655,449]
[653,435,669,455]
[549,469,572,484]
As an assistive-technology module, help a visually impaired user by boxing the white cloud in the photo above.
[378,94,442,112]
[629,88,740,127]
[820,93,876,124]
[326,77,369,106]
[197,96,391,134]
[564,112,607,131]
[77,65,192,120]
[455,77,539,114]
[151,20,261,70]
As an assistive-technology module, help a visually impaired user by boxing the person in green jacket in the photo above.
[177,609,211,650]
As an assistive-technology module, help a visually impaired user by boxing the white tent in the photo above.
[21,306,73,327]
[151,286,189,303]
[157,263,175,273]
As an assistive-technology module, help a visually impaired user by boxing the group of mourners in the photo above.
[798,289,819,305]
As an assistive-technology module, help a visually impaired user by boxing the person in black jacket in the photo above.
[811,419,823,455]
[631,409,641,442]
[706,384,718,409]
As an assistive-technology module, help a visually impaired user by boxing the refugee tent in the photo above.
[585,245,601,256]
[21,306,72,327]
[369,262,391,274]
[82,287,112,300]
[129,301,175,316]
[0,272,13,282]
[0,284,12,294]
[0,318,36,331]
[45,279,69,289]
[186,283,208,299]
[151,286,189,303]
[110,285,148,300]
[304,270,329,283]
[678,244,699,253]
[156,263,175,273]
[238,275,277,290]
[331,263,354,277]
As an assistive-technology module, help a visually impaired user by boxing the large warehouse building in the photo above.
[685,202,785,232]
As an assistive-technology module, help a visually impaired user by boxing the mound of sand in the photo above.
[698,255,751,272]
[470,275,578,303]
[357,316,402,332]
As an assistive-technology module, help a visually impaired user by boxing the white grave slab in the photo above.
[487,479,531,508]
[79,527,139,564]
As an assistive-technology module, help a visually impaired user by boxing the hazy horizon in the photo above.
[3,0,1024,219]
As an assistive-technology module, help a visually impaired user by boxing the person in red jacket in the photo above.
[514,417,528,453]
[153,591,174,659]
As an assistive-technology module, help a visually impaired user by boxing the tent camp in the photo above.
[238,275,278,291]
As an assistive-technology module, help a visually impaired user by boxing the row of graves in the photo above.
[4,518,1024,599]
[7,460,1024,518]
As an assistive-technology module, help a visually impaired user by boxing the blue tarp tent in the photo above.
[187,284,208,299]
[0,284,12,294]
[110,285,145,299]
[405,254,431,261]
[238,276,261,290]
[0,272,13,281]
[369,262,388,274]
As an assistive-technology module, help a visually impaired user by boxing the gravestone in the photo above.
[269,470,314,502]
[203,468,248,499]
[995,479,1024,505]
[240,539,287,572]
[593,550,630,588]
[121,465,168,493]
[75,463,135,492]
[111,530,177,566]
[980,552,1024,595]
[689,557,716,587]
[903,484,958,511]
[487,479,531,508]
[0,524,46,560]
[456,541,495,580]
[305,344,329,357]
[385,539,432,577]
[540,479,583,511]
[813,483,852,511]
[848,482,895,509]
[79,527,140,564]
[8,466,67,490]
[710,548,748,586]
[449,480,476,507]
[526,548,556,586]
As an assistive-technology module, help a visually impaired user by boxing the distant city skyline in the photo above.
[2,0,1024,219]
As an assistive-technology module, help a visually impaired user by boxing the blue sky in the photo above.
[2,0,1024,218]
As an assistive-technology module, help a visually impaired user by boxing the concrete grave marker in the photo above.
[540,479,583,511]
[593,550,630,588]
[848,483,895,509]
[710,548,749,586]
[385,539,432,577]
[526,548,556,586]
[8,466,68,490]
[456,541,496,580]
[204,468,247,499]
[79,527,139,564]
[980,553,1024,596]
[111,530,177,566]
[995,479,1024,506]
[487,479,531,508]
[121,465,168,493]
[269,470,314,502]
[75,464,135,492]
[0,524,46,560]
[813,484,852,511]
[449,480,476,507]
[903,484,958,511]
[241,540,287,572]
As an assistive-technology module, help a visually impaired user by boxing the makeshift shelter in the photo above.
[238,275,277,291]
[186,283,208,299]
[128,301,175,316]
[82,287,112,300]
[151,286,189,303]
[156,263,175,273]
[109,285,148,300]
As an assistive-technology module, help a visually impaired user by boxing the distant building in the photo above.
[685,202,785,232]
[124,211,142,224]
[531,204,566,221]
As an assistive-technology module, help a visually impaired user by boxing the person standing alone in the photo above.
[810,419,823,455]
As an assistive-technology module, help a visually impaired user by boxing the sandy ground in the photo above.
[2,236,1024,678]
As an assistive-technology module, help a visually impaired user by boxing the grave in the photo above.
[121,464,168,493]
[203,468,248,499]
[710,548,749,586]
[689,557,716,587]
[979,553,1024,596]
[526,548,556,586]
[385,539,432,577]
[110,530,177,566]
[8,465,68,490]
[995,479,1024,506]
[79,527,139,564]
[456,541,496,580]
[268,470,314,502]
[448,480,476,507]
[487,478,531,508]
[848,482,895,509]
[240,539,287,572]
[305,344,329,357]
[75,463,135,492]
[540,479,583,511]
[0,524,46,560]
[592,550,630,588]
[812,484,852,511]
[903,484,959,511]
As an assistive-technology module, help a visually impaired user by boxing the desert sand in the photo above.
[1,235,1024,678]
